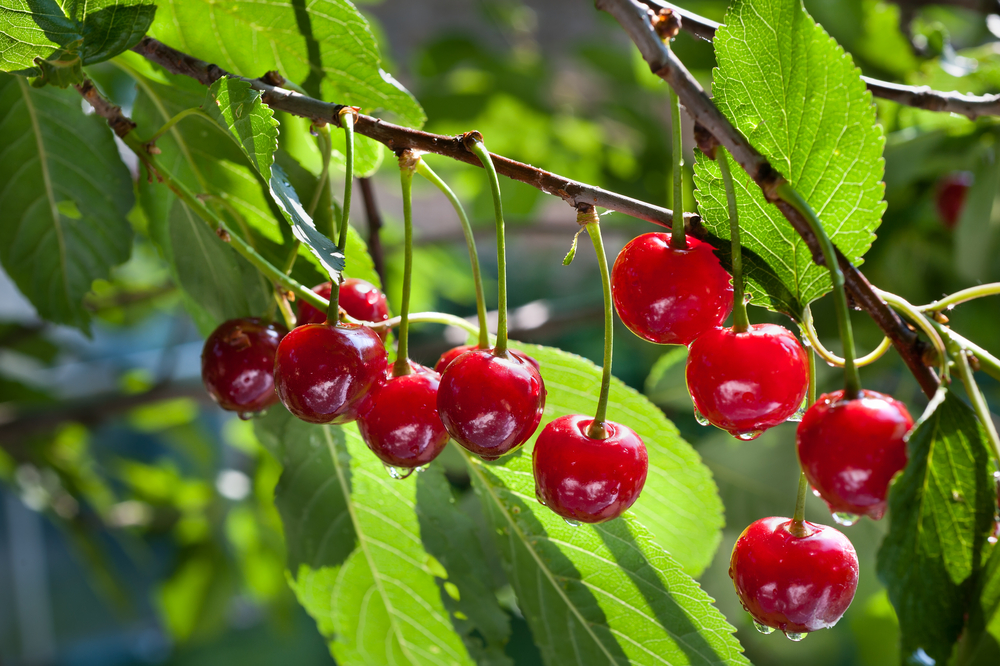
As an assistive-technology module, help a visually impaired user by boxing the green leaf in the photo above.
[466,449,747,665]
[204,77,345,279]
[254,410,474,666]
[508,342,724,576]
[0,74,133,331]
[692,0,886,317]
[150,0,424,128]
[960,544,1000,665]
[73,0,157,65]
[876,388,995,665]
[0,0,81,74]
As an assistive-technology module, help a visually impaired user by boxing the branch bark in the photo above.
[643,0,1000,120]
[600,0,940,398]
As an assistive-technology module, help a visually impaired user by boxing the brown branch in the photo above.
[358,177,388,287]
[76,80,136,137]
[601,0,940,398]
[644,0,1000,120]
[131,36,698,232]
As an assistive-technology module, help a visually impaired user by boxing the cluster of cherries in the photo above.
[610,231,914,639]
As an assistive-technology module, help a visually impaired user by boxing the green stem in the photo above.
[941,328,1000,383]
[120,132,330,315]
[307,124,332,220]
[920,282,1000,312]
[467,138,509,355]
[950,337,1000,463]
[718,149,748,332]
[800,306,892,368]
[375,312,481,338]
[876,288,949,381]
[669,87,686,249]
[791,348,817,531]
[142,107,212,145]
[327,110,355,322]
[394,160,415,377]
[586,218,614,440]
[416,159,489,348]
[777,183,861,399]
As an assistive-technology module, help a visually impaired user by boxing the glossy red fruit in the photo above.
[686,324,809,439]
[201,318,287,414]
[611,233,733,346]
[533,414,648,523]
[797,390,913,522]
[730,517,858,636]
[437,348,546,459]
[935,172,973,229]
[358,369,449,472]
[434,344,540,373]
[274,323,388,424]
[297,279,390,328]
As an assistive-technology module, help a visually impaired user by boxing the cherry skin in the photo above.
[935,172,972,230]
[434,344,540,374]
[297,279,390,329]
[729,516,859,635]
[685,324,809,439]
[611,233,733,346]
[357,368,449,470]
[797,390,914,521]
[437,348,546,459]
[201,317,287,414]
[273,323,388,424]
[533,415,648,523]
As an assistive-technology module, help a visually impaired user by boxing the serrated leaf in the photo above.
[150,0,424,129]
[0,0,81,74]
[254,410,474,666]
[466,447,747,665]
[204,77,345,279]
[0,74,133,331]
[692,0,886,318]
[876,388,995,665]
[72,0,156,65]
[508,342,723,576]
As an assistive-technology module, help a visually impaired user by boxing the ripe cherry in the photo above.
[730,517,859,637]
[201,317,287,414]
[685,324,809,439]
[274,323,388,424]
[611,233,733,346]
[297,279,390,329]
[357,368,449,473]
[533,415,647,523]
[935,172,972,229]
[434,344,540,373]
[797,390,913,522]
[437,348,545,459]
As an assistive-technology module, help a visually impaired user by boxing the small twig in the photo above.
[75,80,136,138]
[359,177,388,287]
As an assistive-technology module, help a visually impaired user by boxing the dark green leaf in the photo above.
[0,0,81,74]
[0,74,133,331]
[877,388,995,665]
[693,0,886,317]
[73,0,157,65]
[960,543,1000,665]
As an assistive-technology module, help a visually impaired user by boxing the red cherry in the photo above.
[685,324,809,439]
[201,318,287,414]
[533,415,648,523]
[357,369,449,472]
[297,279,390,328]
[434,344,541,373]
[730,517,859,636]
[437,348,546,459]
[273,323,388,424]
[935,172,972,229]
[797,390,913,522]
[611,233,733,346]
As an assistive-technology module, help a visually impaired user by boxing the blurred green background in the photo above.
[2,0,1000,664]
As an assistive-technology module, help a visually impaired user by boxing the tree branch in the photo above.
[644,0,1000,120]
[600,0,940,398]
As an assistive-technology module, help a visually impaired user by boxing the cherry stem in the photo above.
[800,306,891,368]
[718,149,748,333]
[948,334,1000,462]
[307,123,332,220]
[936,327,1000,383]
[394,154,417,377]
[776,183,861,399]
[141,107,212,145]
[583,211,613,440]
[328,109,356,323]
[791,348,817,533]
[415,158,490,349]
[669,88,686,249]
[919,282,1000,313]
[467,137,509,355]
[875,289,950,381]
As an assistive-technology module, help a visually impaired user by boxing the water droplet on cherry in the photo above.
[480,454,500,462]
[832,512,860,527]
[535,486,547,506]
[564,518,581,527]
[753,620,775,635]
[416,464,430,474]
[784,631,806,642]
[693,408,709,426]
[734,430,763,441]
[384,464,415,480]
[238,411,257,421]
